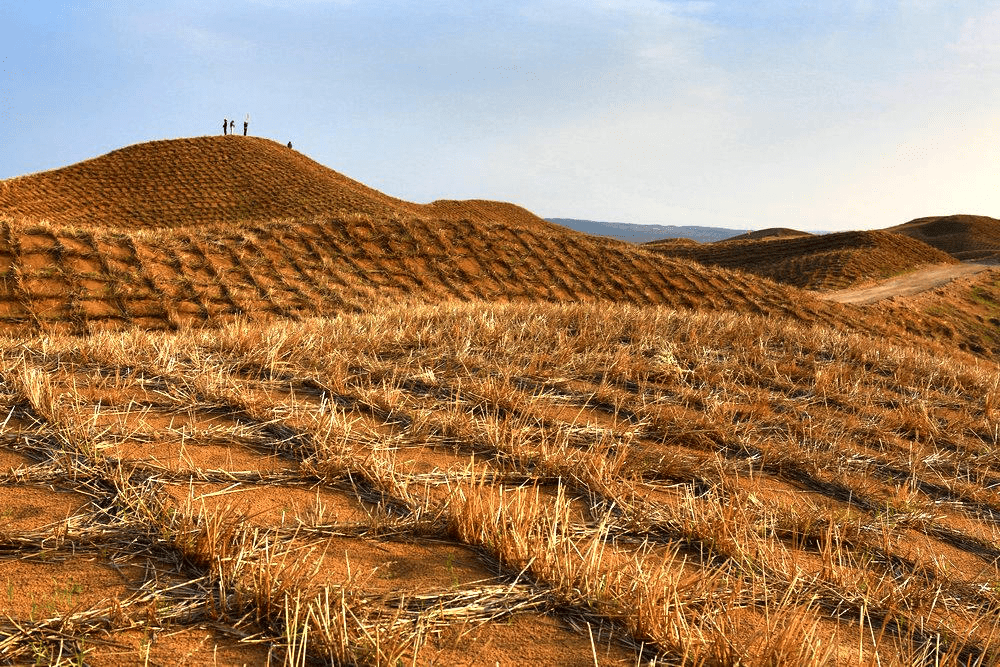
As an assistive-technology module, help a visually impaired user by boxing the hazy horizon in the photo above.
[2,1,999,232]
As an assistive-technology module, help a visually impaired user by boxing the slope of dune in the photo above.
[880,265,1000,357]
[643,230,957,290]
[0,214,857,336]
[0,136,548,233]
[0,136,879,338]
[889,214,1000,261]
[1,136,994,364]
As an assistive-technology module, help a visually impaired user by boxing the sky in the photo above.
[2,1,999,232]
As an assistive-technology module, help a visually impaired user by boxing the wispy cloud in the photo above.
[172,24,255,55]
[4,0,1000,229]
[517,0,721,83]
[951,6,1000,68]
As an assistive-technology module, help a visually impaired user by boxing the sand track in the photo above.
[822,262,993,304]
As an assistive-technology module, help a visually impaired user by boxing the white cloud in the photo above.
[172,25,254,55]
[519,0,718,62]
[951,6,1000,68]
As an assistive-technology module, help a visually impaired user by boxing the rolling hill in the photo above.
[0,136,858,336]
[889,214,1000,261]
[0,136,547,233]
[723,227,813,241]
[643,229,957,290]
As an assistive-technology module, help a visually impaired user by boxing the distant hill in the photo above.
[888,214,1000,261]
[546,218,748,244]
[644,230,956,291]
[724,227,812,242]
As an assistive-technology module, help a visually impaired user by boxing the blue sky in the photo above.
[2,1,999,231]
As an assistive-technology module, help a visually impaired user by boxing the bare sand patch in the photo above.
[0,486,90,531]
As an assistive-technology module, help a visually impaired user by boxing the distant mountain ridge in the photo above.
[547,218,748,243]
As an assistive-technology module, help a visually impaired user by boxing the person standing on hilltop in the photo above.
[243,114,249,136]
[230,119,235,134]
[223,118,228,135]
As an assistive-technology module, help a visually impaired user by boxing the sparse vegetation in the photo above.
[1,136,999,664]
[0,301,996,663]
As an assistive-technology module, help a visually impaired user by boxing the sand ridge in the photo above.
[890,214,1000,261]
[0,136,550,234]
[0,137,881,339]
[644,229,957,290]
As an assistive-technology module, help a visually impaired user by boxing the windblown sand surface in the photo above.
[0,304,998,663]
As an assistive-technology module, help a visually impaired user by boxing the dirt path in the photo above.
[823,262,993,304]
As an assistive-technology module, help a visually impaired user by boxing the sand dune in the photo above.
[0,136,852,335]
[644,229,956,290]
[890,214,1000,261]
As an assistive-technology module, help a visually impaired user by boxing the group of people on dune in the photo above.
[223,115,249,136]
[221,114,294,149]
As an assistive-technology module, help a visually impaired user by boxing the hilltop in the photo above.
[644,229,957,290]
[723,227,812,241]
[889,214,1000,261]
[0,136,547,232]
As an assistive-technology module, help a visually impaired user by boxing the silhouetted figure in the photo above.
[243,113,249,136]
[230,120,235,134]
[287,141,292,149]
[223,118,228,135]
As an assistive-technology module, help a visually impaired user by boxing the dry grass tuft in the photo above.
[0,301,996,663]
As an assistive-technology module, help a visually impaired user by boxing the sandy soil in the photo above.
[822,262,992,304]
